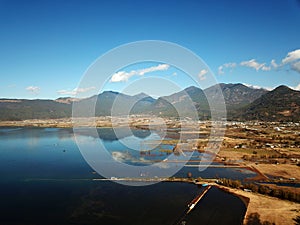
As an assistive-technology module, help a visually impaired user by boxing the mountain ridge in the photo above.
[1,83,299,122]
[232,85,300,121]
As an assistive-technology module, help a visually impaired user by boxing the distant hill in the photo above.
[204,83,267,109]
[0,99,71,120]
[1,84,299,122]
[95,91,156,116]
[73,91,156,117]
[147,84,267,119]
[233,85,300,122]
[148,86,208,118]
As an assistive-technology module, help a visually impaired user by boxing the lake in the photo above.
[0,127,248,225]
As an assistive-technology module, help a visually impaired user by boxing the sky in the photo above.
[0,0,300,99]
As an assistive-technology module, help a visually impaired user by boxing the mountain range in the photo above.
[0,83,299,122]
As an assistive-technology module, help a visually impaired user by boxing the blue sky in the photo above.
[0,0,300,99]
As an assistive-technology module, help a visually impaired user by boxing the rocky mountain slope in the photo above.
[0,84,299,122]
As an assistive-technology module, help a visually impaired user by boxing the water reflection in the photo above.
[0,127,249,225]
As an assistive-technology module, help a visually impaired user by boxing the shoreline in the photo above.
[218,185,300,225]
[1,122,299,224]
[185,180,299,225]
[91,177,299,225]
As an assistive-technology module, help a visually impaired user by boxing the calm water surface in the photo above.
[0,127,247,225]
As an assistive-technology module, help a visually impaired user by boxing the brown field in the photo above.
[222,186,300,225]
[251,163,300,181]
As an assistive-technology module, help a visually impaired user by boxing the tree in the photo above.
[246,213,261,225]
[246,213,275,225]
[293,216,300,225]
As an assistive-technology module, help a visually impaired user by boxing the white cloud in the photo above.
[242,83,272,90]
[218,62,236,75]
[242,83,262,89]
[282,49,300,64]
[110,71,134,82]
[240,59,268,71]
[57,86,96,96]
[264,87,273,91]
[291,61,300,73]
[138,64,169,75]
[293,83,300,91]
[224,62,237,68]
[275,49,300,74]
[218,49,300,78]
[198,69,207,80]
[110,64,170,82]
[244,83,300,92]
[26,86,40,94]
[261,65,271,71]
[271,59,278,68]
[218,66,224,75]
[240,59,272,71]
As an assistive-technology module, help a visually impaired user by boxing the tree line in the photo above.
[218,178,300,203]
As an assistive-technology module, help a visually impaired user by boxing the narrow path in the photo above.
[173,185,212,225]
